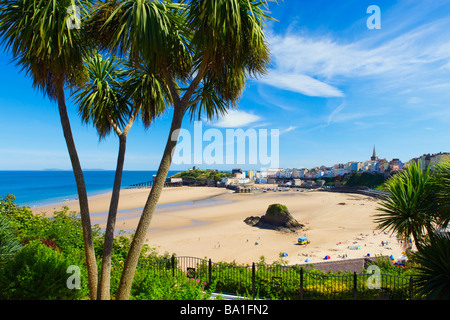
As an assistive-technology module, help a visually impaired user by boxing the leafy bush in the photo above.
[131,269,211,300]
[0,212,22,269]
[0,240,85,300]
[345,172,386,188]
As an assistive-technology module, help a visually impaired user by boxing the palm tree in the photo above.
[375,161,439,250]
[434,160,450,230]
[412,232,450,299]
[0,0,98,299]
[74,54,170,299]
[90,0,274,299]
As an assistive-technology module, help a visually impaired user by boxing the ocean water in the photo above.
[0,170,181,207]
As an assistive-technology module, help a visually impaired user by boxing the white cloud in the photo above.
[261,16,450,97]
[209,110,261,128]
[259,72,345,98]
[278,126,298,135]
[327,103,345,125]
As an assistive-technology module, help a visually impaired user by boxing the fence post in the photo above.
[353,272,357,300]
[208,259,212,287]
[252,262,256,300]
[171,254,175,277]
[300,267,304,300]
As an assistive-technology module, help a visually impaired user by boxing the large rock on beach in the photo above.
[244,203,304,232]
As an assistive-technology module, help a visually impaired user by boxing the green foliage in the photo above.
[0,0,93,100]
[0,194,40,241]
[74,53,131,139]
[345,172,386,188]
[0,195,200,300]
[170,169,233,185]
[0,210,22,269]
[375,161,438,247]
[1,195,102,258]
[266,204,288,216]
[0,240,85,300]
[434,160,450,228]
[412,233,450,299]
[131,269,211,300]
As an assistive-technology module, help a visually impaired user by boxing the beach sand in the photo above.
[33,186,407,266]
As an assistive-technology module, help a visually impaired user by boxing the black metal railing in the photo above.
[141,255,421,300]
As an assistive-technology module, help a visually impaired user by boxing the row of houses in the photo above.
[242,160,404,182]
[220,149,449,186]
[406,152,450,170]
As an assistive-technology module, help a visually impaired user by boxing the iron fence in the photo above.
[141,255,420,300]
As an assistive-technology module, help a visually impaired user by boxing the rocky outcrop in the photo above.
[244,204,304,232]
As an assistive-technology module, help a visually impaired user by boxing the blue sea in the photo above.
[0,170,181,207]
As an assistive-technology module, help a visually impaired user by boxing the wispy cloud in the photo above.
[327,103,345,125]
[208,110,261,128]
[280,125,298,134]
[258,72,345,98]
[261,15,450,98]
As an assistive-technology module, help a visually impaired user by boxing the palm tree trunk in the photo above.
[116,105,185,300]
[98,133,127,300]
[56,83,98,300]
[98,134,127,300]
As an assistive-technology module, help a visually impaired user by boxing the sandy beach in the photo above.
[33,186,407,266]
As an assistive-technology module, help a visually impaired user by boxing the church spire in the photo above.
[371,145,377,161]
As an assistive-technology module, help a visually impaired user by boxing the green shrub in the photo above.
[0,195,41,242]
[0,213,22,269]
[131,269,211,300]
[0,240,85,300]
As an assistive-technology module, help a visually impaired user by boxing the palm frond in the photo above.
[374,161,439,246]
[122,59,172,128]
[0,0,93,99]
[73,53,130,139]
[87,0,192,77]
[185,0,274,117]
[412,233,450,299]
[434,160,450,228]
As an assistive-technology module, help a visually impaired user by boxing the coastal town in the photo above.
[170,148,450,190]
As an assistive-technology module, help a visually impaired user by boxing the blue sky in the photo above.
[1,0,450,171]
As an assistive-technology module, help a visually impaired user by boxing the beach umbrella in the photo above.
[324,255,330,260]
[282,252,288,257]
[390,254,395,260]
[305,258,312,262]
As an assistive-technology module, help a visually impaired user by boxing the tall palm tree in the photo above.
[0,0,98,299]
[91,0,274,299]
[74,53,170,299]
[375,161,439,250]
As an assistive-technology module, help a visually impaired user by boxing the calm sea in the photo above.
[0,170,181,207]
